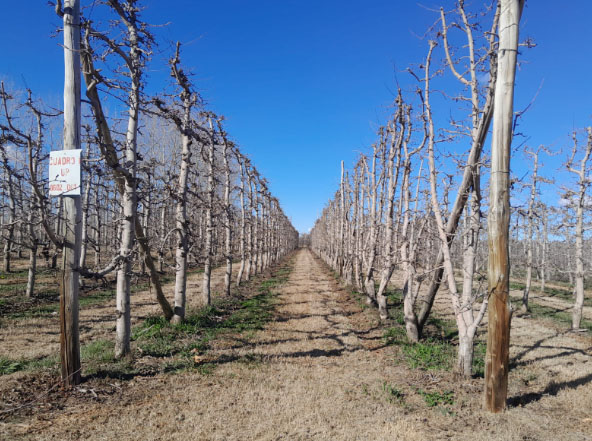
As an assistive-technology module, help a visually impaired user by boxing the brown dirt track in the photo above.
[1,248,592,440]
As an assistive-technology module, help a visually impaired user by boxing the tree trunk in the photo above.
[363,146,381,304]
[26,246,37,298]
[3,173,15,273]
[202,118,215,306]
[539,206,548,293]
[26,196,39,298]
[114,15,143,358]
[220,124,232,296]
[93,182,101,267]
[570,128,592,330]
[376,107,405,320]
[79,149,92,270]
[166,43,196,324]
[245,172,254,281]
[236,156,247,285]
[158,203,166,272]
[522,149,540,312]
[457,334,475,377]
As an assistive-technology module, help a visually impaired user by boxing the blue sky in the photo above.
[2,1,592,232]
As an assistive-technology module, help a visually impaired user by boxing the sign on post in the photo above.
[49,149,81,196]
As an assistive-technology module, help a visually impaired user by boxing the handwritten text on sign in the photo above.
[48,149,81,196]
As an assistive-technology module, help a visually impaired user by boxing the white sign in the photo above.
[48,149,81,196]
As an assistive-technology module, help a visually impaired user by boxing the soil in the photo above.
[0,265,229,361]
[1,248,591,440]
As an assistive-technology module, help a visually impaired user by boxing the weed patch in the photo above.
[402,339,455,371]
[382,382,404,404]
[0,358,23,375]
[418,389,455,407]
[384,314,485,376]
[0,354,58,376]
[383,326,407,346]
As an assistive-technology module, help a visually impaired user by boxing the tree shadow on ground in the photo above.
[508,372,592,407]
[509,332,591,369]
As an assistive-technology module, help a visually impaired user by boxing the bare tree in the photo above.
[236,154,248,285]
[565,127,592,330]
[521,145,552,311]
[416,0,501,337]
[375,96,405,320]
[424,39,487,378]
[154,42,200,323]
[218,120,233,296]
[81,0,174,354]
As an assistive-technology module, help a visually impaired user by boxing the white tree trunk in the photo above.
[569,128,592,329]
[221,126,232,296]
[236,156,247,285]
[522,149,540,312]
[172,110,192,323]
[202,118,216,305]
[3,173,15,273]
[79,148,92,269]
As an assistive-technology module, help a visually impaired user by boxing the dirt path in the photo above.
[3,249,592,440]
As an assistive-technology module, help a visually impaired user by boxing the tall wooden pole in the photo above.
[60,0,82,386]
[484,0,523,412]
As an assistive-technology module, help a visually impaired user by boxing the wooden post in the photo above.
[484,0,523,413]
[60,0,82,386]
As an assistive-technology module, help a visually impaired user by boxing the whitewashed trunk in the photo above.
[539,208,548,293]
[79,149,92,269]
[26,196,38,298]
[245,175,254,281]
[573,202,584,329]
[363,149,379,304]
[522,151,538,312]
[222,134,232,296]
[172,100,192,324]
[202,120,215,305]
[569,128,592,329]
[115,22,141,357]
[236,158,247,285]
[3,174,15,273]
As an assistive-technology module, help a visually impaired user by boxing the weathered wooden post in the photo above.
[59,0,82,386]
[484,0,524,413]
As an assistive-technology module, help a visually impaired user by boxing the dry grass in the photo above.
[1,249,592,441]
[0,263,233,362]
